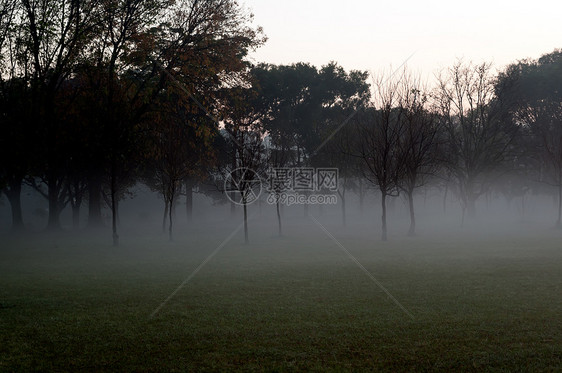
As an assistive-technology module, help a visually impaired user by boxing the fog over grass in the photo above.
[2,179,558,238]
[1,0,561,370]
[1,182,562,370]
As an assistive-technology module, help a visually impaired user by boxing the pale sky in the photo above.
[243,0,561,80]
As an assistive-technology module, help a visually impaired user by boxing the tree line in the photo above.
[1,1,561,243]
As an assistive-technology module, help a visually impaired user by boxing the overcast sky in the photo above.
[243,0,561,80]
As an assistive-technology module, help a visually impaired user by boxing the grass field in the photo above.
[0,220,561,371]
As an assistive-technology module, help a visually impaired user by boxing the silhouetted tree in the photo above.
[260,62,370,225]
[221,84,268,244]
[435,61,518,225]
[148,89,216,241]
[0,78,34,230]
[19,0,99,230]
[354,72,408,241]
[397,74,440,236]
[498,50,562,227]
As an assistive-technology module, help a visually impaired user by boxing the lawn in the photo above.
[0,221,561,371]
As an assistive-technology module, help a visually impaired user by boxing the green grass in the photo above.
[0,225,561,371]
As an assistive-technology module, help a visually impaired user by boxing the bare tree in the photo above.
[0,0,16,55]
[148,87,216,241]
[323,123,363,228]
[397,75,441,236]
[225,130,266,244]
[435,61,518,225]
[222,86,268,244]
[266,146,294,236]
[354,72,407,241]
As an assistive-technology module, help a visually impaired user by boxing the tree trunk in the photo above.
[110,159,119,246]
[45,93,61,231]
[70,185,83,230]
[169,195,174,242]
[88,175,103,228]
[388,194,396,214]
[442,184,448,214]
[556,182,562,229]
[340,193,346,228]
[243,200,249,244]
[381,192,387,241]
[466,196,476,220]
[230,193,236,217]
[276,199,282,237]
[4,178,24,231]
[72,203,81,230]
[230,150,237,217]
[162,201,169,234]
[46,173,61,230]
[185,181,193,223]
[358,178,364,216]
[407,190,416,236]
[116,200,120,228]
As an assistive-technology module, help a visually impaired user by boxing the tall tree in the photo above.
[222,84,268,244]
[148,87,216,241]
[316,64,370,227]
[396,75,440,236]
[354,72,408,241]
[82,0,165,243]
[0,78,33,230]
[20,0,99,229]
[259,62,370,224]
[0,0,15,53]
[498,50,562,227]
[82,0,263,243]
[435,61,518,224]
